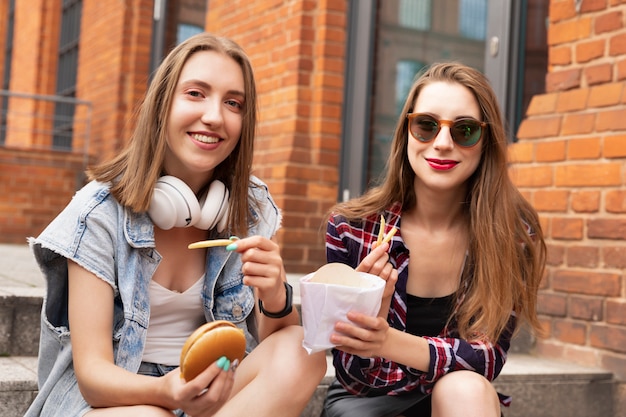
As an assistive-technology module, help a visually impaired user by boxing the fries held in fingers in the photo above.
[188,236,239,249]
[376,215,397,247]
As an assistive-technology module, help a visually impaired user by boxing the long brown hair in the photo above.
[332,62,546,342]
[88,33,257,236]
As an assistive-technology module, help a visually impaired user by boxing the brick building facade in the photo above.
[0,0,624,392]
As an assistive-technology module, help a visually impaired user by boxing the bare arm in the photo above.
[68,260,234,415]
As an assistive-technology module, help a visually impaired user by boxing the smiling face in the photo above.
[164,50,245,192]
[407,81,484,198]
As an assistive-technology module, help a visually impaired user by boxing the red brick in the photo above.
[546,68,582,92]
[576,39,605,63]
[595,10,623,34]
[537,292,567,316]
[571,191,601,212]
[553,319,588,344]
[581,0,609,12]
[536,140,566,162]
[548,18,592,46]
[603,246,626,268]
[517,116,562,139]
[556,88,589,112]
[526,93,558,115]
[570,295,604,321]
[590,324,626,353]
[609,32,626,55]
[534,189,570,212]
[606,299,626,325]
[584,63,613,85]
[551,217,584,239]
[560,112,595,135]
[587,218,626,239]
[567,137,602,159]
[567,246,599,267]
[553,270,621,296]
[549,46,572,66]
[507,142,534,163]
[509,165,554,187]
[606,190,626,213]
[618,58,626,80]
[588,82,624,107]
[546,244,565,266]
[550,0,577,22]
[555,163,622,187]
[604,134,626,157]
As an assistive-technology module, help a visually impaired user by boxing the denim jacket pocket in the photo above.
[212,280,255,323]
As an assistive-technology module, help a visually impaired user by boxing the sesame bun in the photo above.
[180,320,246,381]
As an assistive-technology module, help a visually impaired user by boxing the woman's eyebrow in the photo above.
[180,79,245,97]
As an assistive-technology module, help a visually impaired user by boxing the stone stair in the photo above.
[0,244,622,417]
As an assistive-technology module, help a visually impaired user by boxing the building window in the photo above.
[177,23,203,44]
[396,60,424,114]
[459,0,487,40]
[339,0,548,199]
[398,0,431,31]
[53,0,82,150]
[152,0,206,73]
[0,0,15,146]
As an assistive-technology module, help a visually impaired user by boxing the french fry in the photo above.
[381,227,397,245]
[376,215,386,246]
[188,236,239,249]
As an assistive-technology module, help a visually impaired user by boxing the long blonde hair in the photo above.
[88,33,258,236]
[332,62,546,342]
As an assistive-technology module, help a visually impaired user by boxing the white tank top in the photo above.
[142,275,206,366]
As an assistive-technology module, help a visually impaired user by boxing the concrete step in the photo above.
[0,271,620,417]
[0,353,616,417]
[0,287,44,357]
[0,356,38,417]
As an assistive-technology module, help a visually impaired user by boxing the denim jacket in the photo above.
[25,176,281,417]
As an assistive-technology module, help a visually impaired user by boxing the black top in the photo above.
[405,292,455,337]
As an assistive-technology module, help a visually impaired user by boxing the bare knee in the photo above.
[431,371,500,417]
[85,405,174,417]
[251,325,327,389]
[270,326,327,380]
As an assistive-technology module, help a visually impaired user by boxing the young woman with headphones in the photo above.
[26,33,326,417]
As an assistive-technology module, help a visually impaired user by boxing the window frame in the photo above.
[339,0,526,200]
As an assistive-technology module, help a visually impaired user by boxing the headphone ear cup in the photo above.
[196,180,230,231]
[215,188,230,233]
[148,176,201,229]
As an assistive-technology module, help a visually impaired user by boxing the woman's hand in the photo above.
[330,311,390,358]
[164,360,235,417]
[356,242,398,315]
[227,235,285,306]
[226,235,298,337]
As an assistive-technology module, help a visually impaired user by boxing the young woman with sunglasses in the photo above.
[25,33,326,417]
[321,62,546,417]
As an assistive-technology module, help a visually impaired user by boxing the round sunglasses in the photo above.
[406,113,487,148]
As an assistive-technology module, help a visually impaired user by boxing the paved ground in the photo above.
[0,243,44,288]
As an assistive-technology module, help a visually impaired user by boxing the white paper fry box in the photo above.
[299,271,385,354]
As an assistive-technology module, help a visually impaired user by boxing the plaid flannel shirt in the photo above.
[326,202,514,406]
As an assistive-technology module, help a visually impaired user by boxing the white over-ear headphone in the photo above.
[148,175,230,232]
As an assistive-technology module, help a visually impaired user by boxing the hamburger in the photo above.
[180,320,246,381]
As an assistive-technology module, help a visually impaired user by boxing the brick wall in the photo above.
[0,147,86,243]
[511,0,626,379]
[77,0,154,161]
[206,0,347,273]
[0,0,154,243]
